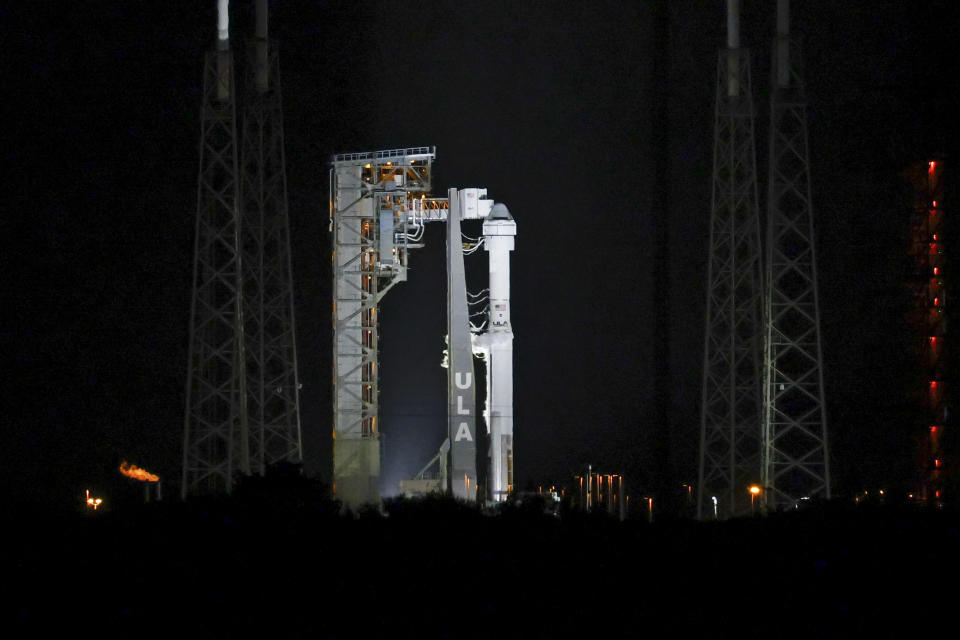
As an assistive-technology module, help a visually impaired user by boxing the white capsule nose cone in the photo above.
[490,203,512,220]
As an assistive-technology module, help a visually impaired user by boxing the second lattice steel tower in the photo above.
[183,1,302,497]
[761,0,830,508]
[698,0,764,519]
[239,0,303,474]
[182,4,248,496]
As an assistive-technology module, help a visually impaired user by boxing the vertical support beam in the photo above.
[776,0,791,89]
[697,0,764,519]
[761,1,831,509]
[254,0,268,93]
[726,0,740,97]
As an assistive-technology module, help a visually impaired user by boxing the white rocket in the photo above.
[475,203,516,501]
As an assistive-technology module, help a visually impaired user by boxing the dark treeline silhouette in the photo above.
[8,472,958,637]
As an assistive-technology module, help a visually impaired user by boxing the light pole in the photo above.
[749,485,761,514]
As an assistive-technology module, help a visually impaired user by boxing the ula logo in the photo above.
[454,372,473,442]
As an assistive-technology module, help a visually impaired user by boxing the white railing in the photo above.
[333,146,436,163]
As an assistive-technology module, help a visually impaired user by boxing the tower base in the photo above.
[334,438,381,509]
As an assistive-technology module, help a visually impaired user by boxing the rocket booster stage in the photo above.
[478,203,516,501]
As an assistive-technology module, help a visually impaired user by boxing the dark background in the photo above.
[5,1,959,509]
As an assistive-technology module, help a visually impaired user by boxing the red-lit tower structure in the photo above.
[907,159,947,505]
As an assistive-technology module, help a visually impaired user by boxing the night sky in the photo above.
[6,1,960,509]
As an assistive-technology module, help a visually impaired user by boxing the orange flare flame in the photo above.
[119,461,159,483]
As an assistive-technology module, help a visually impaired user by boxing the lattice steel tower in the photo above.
[761,0,830,508]
[182,3,248,496]
[183,1,302,497]
[239,0,303,474]
[698,0,764,520]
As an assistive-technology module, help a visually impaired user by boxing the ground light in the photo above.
[749,485,761,513]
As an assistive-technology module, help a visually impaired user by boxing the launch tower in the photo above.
[697,0,764,519]
[239,0,303,474]
[760,0,831,508]
[183,1,302,496]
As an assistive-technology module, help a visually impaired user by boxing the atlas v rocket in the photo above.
[446,189,517,501]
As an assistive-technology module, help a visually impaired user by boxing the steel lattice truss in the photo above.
[240,40,303,474]
[698,48,764,520]
[761,40,831,508]
[182,49,249,496]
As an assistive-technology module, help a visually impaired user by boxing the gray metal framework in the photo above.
[182,46,249,496]
[761,31,831,508]
[330,148,435,508]
[697,44,764,520]
[239,37,303,473]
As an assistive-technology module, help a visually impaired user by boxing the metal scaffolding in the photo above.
[697,1,764,520]
[239,29,303,474]
[761,2,831,509]
[182,40,249,496]
[182,1,302,497]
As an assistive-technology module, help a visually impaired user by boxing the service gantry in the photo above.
[329,150,516,508]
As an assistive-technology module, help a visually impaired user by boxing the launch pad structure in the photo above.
[330,148,517,508]
[181,4,514,505]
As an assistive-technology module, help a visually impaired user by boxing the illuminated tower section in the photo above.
[697,0,764,520]
[239,0,303,473]
[761,0,831,508]
[182,1,249,496]
[907,159,947,504]
[330,148,435,508]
